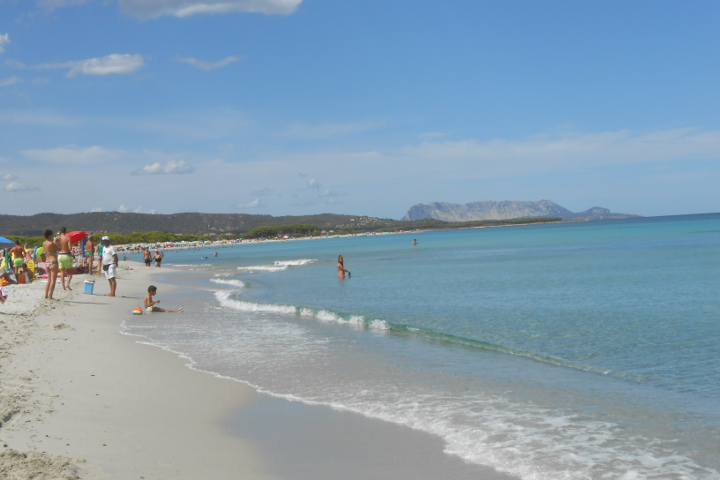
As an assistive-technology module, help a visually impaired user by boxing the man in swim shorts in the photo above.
[9,240,24,275]
[56,227,73,290]
[101,236,118,297]
[85,234,95,275]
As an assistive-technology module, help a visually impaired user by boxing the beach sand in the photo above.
[0,262,514,479]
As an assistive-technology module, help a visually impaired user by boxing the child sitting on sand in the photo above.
[144,285,183,313]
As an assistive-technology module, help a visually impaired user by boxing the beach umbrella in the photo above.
[67,231,88,243]
[0,236,14,249]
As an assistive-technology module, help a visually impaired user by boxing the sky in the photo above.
[0,0,718,219]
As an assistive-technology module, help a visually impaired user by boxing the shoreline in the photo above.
[0,262,272,479]
[1,261,515,479]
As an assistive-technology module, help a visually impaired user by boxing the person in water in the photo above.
[144,285,183,313]
[337,255,351,279]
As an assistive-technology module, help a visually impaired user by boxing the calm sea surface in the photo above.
[123,214,720,479]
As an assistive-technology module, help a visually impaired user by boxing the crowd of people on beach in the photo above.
[0,227,122,300]
[0,227,187,315]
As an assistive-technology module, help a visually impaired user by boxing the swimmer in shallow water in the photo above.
[337,255,351,279]
[144,285,183,313]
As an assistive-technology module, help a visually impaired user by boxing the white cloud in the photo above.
[134,159,195,175]
[0,76,21,87]
[307,178,322,190]
[5,182,39,192]
[66,54,145,78]
[2,174,18,181]
[134,206,143,213]
[30,54,145,78]
[238,198,266,209]
[118,204,129,212]
[0,33,9,55]
[176,56,241,71]
[118,0,302,19]
[91,207,103,213]
[21,145,122,165]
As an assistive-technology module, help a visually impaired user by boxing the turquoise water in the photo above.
[123,214,720,479]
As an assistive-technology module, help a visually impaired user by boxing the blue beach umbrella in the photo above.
[0,236,14,249]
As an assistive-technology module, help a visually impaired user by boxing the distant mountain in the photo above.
[402,200,639,222]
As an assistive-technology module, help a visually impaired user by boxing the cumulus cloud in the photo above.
[118,204,129,212]
[5,182,39,192]
[21,145,122,164]
[2,173,18,181]
[0,76,21,87]
[27,54,145,78]
[176,56,241,71]
[133,159,195,175]
[118,0,302,19]
[91,207,103,213]
[307,178,322,190]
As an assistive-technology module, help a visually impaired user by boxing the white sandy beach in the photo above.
[0,263,273,479]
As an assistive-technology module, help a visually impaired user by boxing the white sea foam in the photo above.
[214,291,389,331]
[237,259,318,272]
[210,278,246,288]
[274,259,317,267]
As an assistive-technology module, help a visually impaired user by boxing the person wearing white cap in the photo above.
[100,236,119,297]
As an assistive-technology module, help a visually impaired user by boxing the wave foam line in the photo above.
[237,259,318,272]
[213,291,614,378]
[210,278,247,288]
[214,291,389,331]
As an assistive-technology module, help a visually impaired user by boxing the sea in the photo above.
[122,213,720,480]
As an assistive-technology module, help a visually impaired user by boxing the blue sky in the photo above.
[0,0,718,219]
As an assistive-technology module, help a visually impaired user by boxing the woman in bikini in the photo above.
[337,255,351,279]
[42,229,59,299]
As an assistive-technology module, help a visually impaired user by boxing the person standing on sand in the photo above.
[56,227,73,291]
[337,255,351,279]
[9,240,24,275]
[43,229,59,299]
[85,234,95,275]
[96,240,104,276]
[144,285,183,313]
[101,236,118,297]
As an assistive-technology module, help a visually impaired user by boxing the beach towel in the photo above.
[0,287,7,304]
